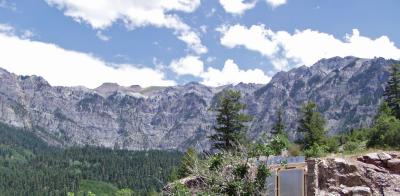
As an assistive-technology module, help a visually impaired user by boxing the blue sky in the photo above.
[0,0,399,88]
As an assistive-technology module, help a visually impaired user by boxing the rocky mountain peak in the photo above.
[0,56,398,150]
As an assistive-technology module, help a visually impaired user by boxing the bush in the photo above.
[171,182,190,195]
[325,136,340,153]
[367,112,400,148]
[343,140,365,153]
[304,144,328,158]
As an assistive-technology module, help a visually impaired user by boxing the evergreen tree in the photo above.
[297,102,326,149]
[209,90,250,151]
[384,64,400,118]
[177,148,197,178]
[271,108,285,135]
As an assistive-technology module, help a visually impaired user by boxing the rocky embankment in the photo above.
[310,152,400,196]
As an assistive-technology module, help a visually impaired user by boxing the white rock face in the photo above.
[0,56,398,150]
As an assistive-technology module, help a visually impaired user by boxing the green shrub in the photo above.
[171,182,190,195]
[325,136,340,153]
[209,153,223,171]
[343,140,365,153]
[304,144,328,158]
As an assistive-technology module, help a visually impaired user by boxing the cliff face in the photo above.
[0,56,398,150]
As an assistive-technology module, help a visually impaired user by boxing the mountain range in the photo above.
[0,56,398,150]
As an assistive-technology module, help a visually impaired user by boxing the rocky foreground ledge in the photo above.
[164,151,400,196]
[309,151,400,196]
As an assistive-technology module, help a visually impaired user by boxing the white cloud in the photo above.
[96,31,110,41]
[219,0,256,15]
[218,0,286,15]
[0,29,175,88]
[201,59,271,86]
[218,24,278,56]
[170,55,204,76]
[265,0,287,8]
[219,24,400,70]
[21,30,35,39]
[45,0,207,54]
[0,23,14,35]
[169,56,270,86]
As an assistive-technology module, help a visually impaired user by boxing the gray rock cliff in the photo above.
[0,56,398,150]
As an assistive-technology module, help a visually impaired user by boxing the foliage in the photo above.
[268,134,289,155]
[209,153,223,171]
[255,164,270,193]
[297,102,327,150]
[115,188,134,196]
[384,64,400,118]
[304,144,328,158]
[78,180,118,196]
[177,147,198,178]
[325,136,340,153]
[367,102,400,148]
[171,182,190,195]
[209,90,251,151]
[271,108,285,135]
[0,122,182,195]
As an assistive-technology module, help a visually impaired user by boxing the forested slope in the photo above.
[0,123,182,195]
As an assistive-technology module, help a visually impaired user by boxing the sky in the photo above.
[0,0,399,88]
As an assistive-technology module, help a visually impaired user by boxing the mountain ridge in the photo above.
[0,56,398,150]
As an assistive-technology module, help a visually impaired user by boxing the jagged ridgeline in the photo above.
[0,122,182,195]
[0,56,398,150]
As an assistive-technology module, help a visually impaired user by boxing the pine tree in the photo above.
[384,64,400,118]
[209,90,251,151]
[271,108,285,135]
[297,102,326,150]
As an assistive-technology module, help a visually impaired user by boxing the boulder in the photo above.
[387,159,400,173]
[377,152,392,161]
[358,153,384,167]
[341,185,371,196]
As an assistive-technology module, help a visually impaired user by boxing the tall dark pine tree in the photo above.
[271,108,285,135]
[297,102,326,150]
[209,90,250,151]
[384,64,400,119]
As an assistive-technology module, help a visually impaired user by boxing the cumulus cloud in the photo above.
[201,59,271,86]
[218,0,286,15]
[169,56,270,86]
[0,23,14,34]
[45,0,207,54]
[170,56,204,76]
[219,0,257,15]
[219,24,400,70]
[265,0,287,8]
[0,28,175,88]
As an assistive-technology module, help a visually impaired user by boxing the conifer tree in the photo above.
[209,90,250,151]
[384,64,400,118]
[271,108,285,135]
[297,102,326,149]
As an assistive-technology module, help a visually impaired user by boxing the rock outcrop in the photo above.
[311,152,400,195]
[0,56,398,150]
